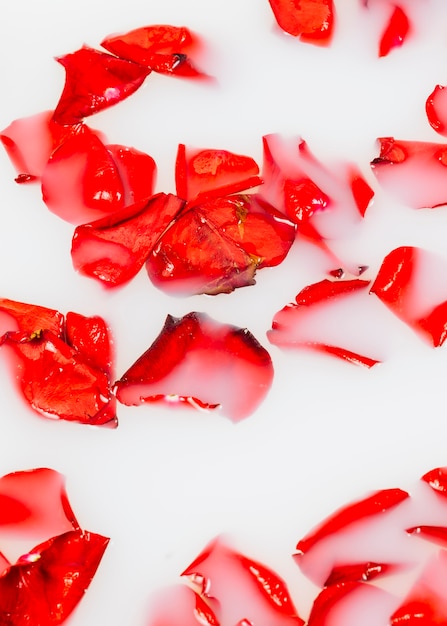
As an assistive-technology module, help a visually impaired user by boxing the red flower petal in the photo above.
[0,468,78,538]
[101,25,207,78]
[370,246,447,346]
[391,551,447,626]
[175,144,262,204]
[147,585,220,626]
[114,312,274,422]
[268,278,380,367]
[421,466,447,496]
[105,144,156,205]
[41,128,125,224]
[71,193,184,287]
[267,0,335,45]
[181,537,305,625]
[52,46,150,125]
[324,562,398,586]
[0,298,64,341]
[296,489,409,557]
[426,84,447,136]
[2,330,116,427]
[146,194,295,296]
[371,138,447,209]
[0,530,109,625]
[406,525,447,548]
[0,111,101,183]
[378,5,410,57]
[65,312,113,375]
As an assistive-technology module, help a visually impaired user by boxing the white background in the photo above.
[2,0,447,624]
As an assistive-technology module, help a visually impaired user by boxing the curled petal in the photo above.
[421,467,447,496]
[52,46,150,125]
[114,312,274,422]
[406,525,447,548]
[426,85,447,136]
[324,562,399,586]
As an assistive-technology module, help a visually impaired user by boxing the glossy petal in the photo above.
[175,144,262,204]
[106,144,156,205]
[426,84,447,136]
[71,193,184,286]
[406,525,447,548]
[3,330,116,427]
[182,537,304,625]
[379,6,410,57]
[65,312,113,375]
[114,312,274,422]
[0,298,64,341]
[52,46,150,124]
[0,468,78,538]
[371,246,447,346]
[268,278,380,367]
[324,562,398,586]
[421,466,447,496]
[147,585,220,626]
[296,489,409,556]
[267,0,335,45]
[101,25,207,78]
[146,194,295,296]
[371,138,447,209]
[0,530,109,625]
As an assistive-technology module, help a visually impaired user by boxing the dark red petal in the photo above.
[65,312,113,375]
[146,194,294,296]
[267,0,334,44]
[52,46,150,125]
[371,138,447,209]
[421,467,447,496]
[41,128,125,224]
[309,343,380,368]
[379,5,410,57]
[106,144,156,205]
[296,488,409,556]
[324,562,398,586]
[371,246,447,346]
[0,298,64,342]
[182,537,304,625]
[0,530,109,625]
[391,551,447,626]
[3,330,116,427]
[175,144,262,204]
[426,85,447,136]
[406,525,447,548]
[0,468,78,537]
[101,25,207,78]
[147,585,220,626]
[0,111,94,182]
[72,193,184,286]
[114,312,274,422]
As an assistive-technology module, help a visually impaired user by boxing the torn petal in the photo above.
[114,312,274,422]
[0,298,64,342]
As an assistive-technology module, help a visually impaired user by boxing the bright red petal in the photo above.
[267,0,334,44]
[175,144,262,203]
[101,25,207,78]
[324,562,398,586]
[426,84,447,136]
[65,312,113,375]
[3,330,116,427]
[378,5,410,57]
[106,144,156,205]
[0,298,64,342]
[421,466,447,496]
[371,246,447,346]
[0,468,78,538]
[114,312,274,422]
[147,585,220,626]
[182,537,305,625]
[406,525,447,548]
[52,46,150,124]
[72,193,184,286]
[371,138,447,209]
[0,530,109,625]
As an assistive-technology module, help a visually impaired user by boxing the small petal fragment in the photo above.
[115,312,274,422]
[0,530,109,625]
[378,5,410,57]
[421,466,447,496]
[426,85,447,136]
[371,138,447,209]
[52,46,150,125]
[267,0,335,45]
[71,193,184,286]
[147,585,220,626]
